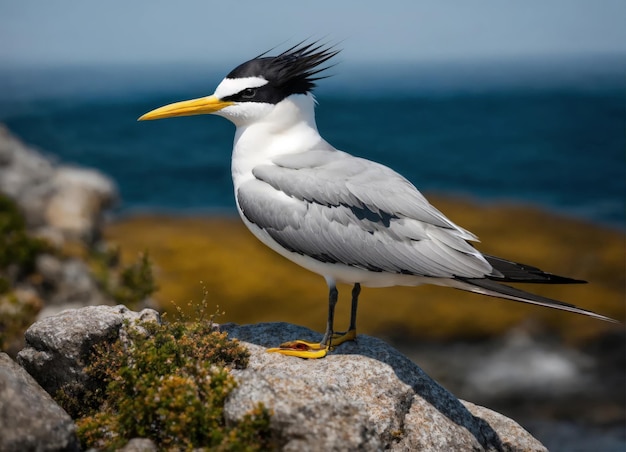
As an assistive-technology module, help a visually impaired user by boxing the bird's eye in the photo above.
[241,88,256,99]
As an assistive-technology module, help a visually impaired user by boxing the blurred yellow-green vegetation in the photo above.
[0,194,50,352]
[106,197,625,344]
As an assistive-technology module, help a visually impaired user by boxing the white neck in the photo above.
[230,94,326,187]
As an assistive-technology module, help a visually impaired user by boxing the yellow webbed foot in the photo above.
[267,340,329,359]
[266,330,357,359]
[331,329,357,346]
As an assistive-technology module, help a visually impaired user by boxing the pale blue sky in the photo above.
[1,0,625,67]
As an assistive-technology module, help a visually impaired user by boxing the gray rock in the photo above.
[0,352,79,452]
[37,258,105,312]
[36,255,104,312]
[44,167,117,242]
[460,402,552,452]
[0,123,117,241]
[58,259,99,301]
[222,323,547,452]
[36,254,65,282]
[17,305,161,398]
[117,438,158,452]
[0,125,122,357]
[0,124,56,227]
[32,225,66,249]
[13,307,547,452]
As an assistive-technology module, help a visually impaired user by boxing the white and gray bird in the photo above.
[139,42,615,358]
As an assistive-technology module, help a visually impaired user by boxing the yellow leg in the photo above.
[267,284,360,359]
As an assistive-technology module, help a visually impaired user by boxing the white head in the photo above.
[138,42,338,128]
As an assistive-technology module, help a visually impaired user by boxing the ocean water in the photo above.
[0,57,624,228]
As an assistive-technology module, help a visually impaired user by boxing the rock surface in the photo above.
[17,305,161,398]
[45,167,117,243]
[222,322,546,452]
[14,307,546,451]
[35,256,107,317]
[0,124,120,355]
[0,124,117,243]
[0,352,79,452]
[117,438,158,452]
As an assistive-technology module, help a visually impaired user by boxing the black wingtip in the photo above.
[485,254,587,284]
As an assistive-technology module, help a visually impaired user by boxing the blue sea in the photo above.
[0,56,624,228]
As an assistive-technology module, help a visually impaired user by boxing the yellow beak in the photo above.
[137,95,233,121]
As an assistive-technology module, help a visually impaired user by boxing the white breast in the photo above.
[230,94,325,188]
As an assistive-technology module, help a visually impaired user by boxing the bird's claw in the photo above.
[266,330,357,359]
[267,340,329,359]
[331,329,357,345]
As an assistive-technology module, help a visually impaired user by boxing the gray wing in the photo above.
[237,149,494,278]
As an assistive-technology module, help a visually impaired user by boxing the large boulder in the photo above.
[222,323,547,451]
[0,352,78,452]
[17,305,161,398]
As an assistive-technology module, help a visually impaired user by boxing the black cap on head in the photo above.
[221,41,340,104]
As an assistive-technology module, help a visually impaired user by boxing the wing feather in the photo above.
[237,149,493,278]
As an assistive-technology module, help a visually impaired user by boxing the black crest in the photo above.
[222,41,340,104]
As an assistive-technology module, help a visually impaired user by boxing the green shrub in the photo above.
[68,313,272,451]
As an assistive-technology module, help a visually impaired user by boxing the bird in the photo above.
[139,41,616,358]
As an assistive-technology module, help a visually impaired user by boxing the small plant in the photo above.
[67,308,272,451]
[114,251,157,305]
[90,247,158,307]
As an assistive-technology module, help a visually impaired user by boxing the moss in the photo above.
[66,308,272,451]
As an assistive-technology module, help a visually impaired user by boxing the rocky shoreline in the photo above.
[0,123,118,351]
[0,124,624,450]
[0,124,161,356]
[3,304,547,451]
[0,124,116,246]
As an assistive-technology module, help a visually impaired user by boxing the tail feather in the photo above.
[485,255,586,284]
[455,277,617,323]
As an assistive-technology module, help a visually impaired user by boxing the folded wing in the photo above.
[237,149,493,278]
